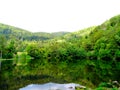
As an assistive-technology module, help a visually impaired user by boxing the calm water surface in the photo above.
[19,82,86,90]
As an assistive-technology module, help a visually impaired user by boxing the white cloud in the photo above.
[0,0,120,32]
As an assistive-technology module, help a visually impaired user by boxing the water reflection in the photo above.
[19,82,86,90]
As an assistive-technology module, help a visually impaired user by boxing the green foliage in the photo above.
[96,82,119,90]
[0,23,69,41]
[13,52,32,65]
[1,14,120,90]
[0,35,7,58]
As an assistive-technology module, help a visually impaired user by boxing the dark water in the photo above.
[1,60,86,90]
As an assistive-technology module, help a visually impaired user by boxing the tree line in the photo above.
[0,15,120,90]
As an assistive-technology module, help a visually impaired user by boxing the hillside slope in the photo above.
[0,23,69,41]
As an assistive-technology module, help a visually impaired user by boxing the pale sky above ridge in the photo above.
[0,0,120,32]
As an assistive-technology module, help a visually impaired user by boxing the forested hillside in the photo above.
[0,23,69,41]
[1,15,120,90]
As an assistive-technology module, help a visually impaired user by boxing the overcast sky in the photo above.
[0,0,120,32]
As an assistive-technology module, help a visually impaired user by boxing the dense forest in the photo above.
[0,23,69,41]
[0,15,120,90]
